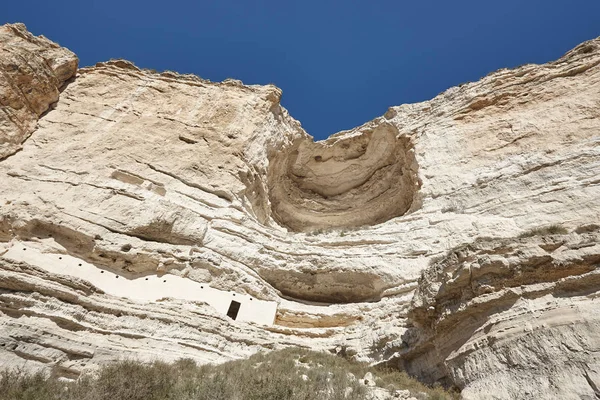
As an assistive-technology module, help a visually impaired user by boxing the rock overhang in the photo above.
[267,122,421,232]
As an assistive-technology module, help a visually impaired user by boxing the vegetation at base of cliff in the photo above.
[0,348,457,400]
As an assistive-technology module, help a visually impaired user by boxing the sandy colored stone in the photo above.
[401,228,600,399]
[268,122,420,231]
[0,23,599,399]
[0,23,78,160]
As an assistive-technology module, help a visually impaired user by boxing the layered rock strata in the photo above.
[0,23,78,160]
[0,23,599,399]
[268,122,420,231]
[401,228,600,399]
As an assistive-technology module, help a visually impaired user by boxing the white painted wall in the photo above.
[3,243,277,326]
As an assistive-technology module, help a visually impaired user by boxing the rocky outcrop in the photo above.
[401,227,600,399]
[0,23,78,160]
[0,23,599,399]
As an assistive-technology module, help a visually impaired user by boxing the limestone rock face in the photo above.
[0,23,78,160]
[0,23,599,399]
[268,122,421,231]
[401,228,600,399]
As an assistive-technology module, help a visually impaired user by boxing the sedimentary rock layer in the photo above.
[0,23,599,399]
[0,23,78,160]
[401,227,600,399]
[268,122,420,231]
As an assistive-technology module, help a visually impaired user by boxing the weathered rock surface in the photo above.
[268,122,420,231]
[0,23,599,399]
[0,23,78,160]
[401,228,600,399]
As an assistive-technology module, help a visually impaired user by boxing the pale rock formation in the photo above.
[0,22,599,399]
[401,228,600,399]
[0,23,78,160]
[268,122,420,231]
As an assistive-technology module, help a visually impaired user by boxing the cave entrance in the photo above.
[226,300,241,320]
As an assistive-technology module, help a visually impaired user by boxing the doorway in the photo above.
[227,300,241,320]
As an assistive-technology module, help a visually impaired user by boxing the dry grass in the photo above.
[0,348,457,400]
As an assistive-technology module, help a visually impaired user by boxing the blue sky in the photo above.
[4,1,600,140]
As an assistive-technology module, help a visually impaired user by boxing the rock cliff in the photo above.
[402,228,600,399]
[0,23,599,399]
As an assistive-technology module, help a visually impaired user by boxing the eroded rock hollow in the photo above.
[268,123,420,232]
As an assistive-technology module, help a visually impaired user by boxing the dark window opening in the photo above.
[226,300,241,320]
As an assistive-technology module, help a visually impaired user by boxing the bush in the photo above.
[0,348,458,400]
[518,224,569,238]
